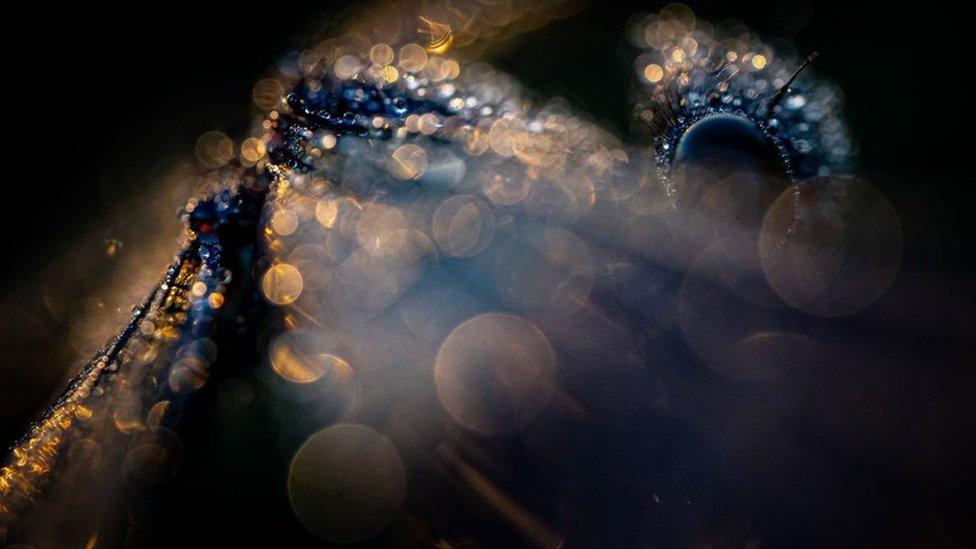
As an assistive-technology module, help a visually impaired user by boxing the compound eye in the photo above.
[676,115,781,170]
[671,114,788,227]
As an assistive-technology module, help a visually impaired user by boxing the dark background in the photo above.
[2,1,973,546]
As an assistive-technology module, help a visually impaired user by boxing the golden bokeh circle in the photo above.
[270,329,351,384]
[262,263,304,305]
[432,194,494,257]
[195,131,235,168]
[288,424,405,542]
[435,313,556,433]
[390,144,428,180]
[759,177,902,317]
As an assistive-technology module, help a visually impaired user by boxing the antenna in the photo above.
[766,52,818,115]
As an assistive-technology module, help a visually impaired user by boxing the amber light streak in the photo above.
[439,443,564,549]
